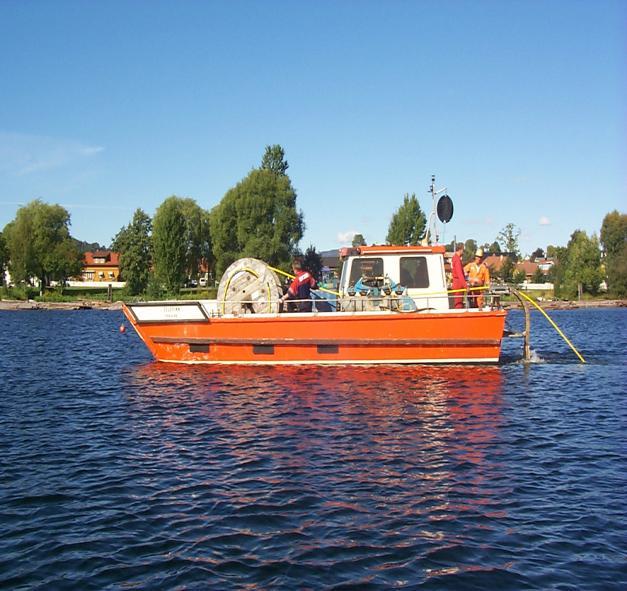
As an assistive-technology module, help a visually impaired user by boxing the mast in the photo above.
[423,174,447,245]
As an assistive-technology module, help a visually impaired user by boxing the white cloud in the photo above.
[0,131,104,176]
[337,230,357,245]
[539,216,551,226]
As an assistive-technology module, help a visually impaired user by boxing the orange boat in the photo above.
[123,244,507,365]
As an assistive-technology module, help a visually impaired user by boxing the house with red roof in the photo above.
[81,251,121,283]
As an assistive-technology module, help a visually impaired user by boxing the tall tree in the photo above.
[386,193,426,246]
[496,223,521,259]
[547,246,567,291]
[3,200,82,290]
[462,239,477,264]
[0,231,7,286]
[210,148,303,277]
[488,241,501,255]
[560,230,603,298]
[112,208,153,295]
[497,256,515,282]
[303,245,323,281]
[352,233,367,247]
[177,197,212,280]
[600,210,627,296]
[152,197,188,293]
[260,144,289,176]
[546,245,559,258]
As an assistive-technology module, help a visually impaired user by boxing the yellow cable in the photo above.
[267,265,342,297]
[221,267,271,314]
[516,290,586,364]
[269,263,585,363]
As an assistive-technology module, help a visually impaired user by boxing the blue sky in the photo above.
[0,0,624,255]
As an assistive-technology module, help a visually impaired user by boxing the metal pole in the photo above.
[511,287,531,362]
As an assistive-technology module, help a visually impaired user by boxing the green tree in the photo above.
[260,144,289,176]
[111,208,153,295]
[152,197,188,293]
[546,245,558,259]
[385,193,426,246]
[303,245,323,281]
[210,150,303,277]
[496,223,521,259]
[0,231,7,286]
[488,241,501,255]
[532,266,545,284]
[513,269,526,284]
[177,197,212,280]
[559,230,603,298]
[352,233,367,247]
[3,200,82,290]
[463,239,477,264]
[531,247,545,261]
[547,246,567,294]
[497,256,515,282]
[600,210,627,296]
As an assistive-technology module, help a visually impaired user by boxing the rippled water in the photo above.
[1,308,625,590]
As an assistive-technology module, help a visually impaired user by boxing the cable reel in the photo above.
[216,258,282,315]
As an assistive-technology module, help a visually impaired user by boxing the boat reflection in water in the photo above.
[121,363,516,583]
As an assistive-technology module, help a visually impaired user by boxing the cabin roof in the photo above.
[359,244,446,255]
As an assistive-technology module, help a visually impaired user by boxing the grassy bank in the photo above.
[1,285,218,303]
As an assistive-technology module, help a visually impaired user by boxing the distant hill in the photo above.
[72,238,104,253]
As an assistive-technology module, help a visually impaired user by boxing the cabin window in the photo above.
[349,258,384,285]
[399,257,429,288]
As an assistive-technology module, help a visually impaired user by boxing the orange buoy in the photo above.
[119,324,126,333]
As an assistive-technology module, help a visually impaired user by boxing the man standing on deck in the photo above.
[464,248,490,308]
[280,258,317,312]
[451,242,467,309]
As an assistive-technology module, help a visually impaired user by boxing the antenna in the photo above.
[423,175,449,245]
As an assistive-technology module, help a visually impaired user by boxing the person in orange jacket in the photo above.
[464,248,490,308]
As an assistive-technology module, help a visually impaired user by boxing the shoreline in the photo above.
[503,299,626,310]
[0,299,124,311]
[1,299,625,312]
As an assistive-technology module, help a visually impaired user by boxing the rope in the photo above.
[267,265,341,297]
[515,290,586,364]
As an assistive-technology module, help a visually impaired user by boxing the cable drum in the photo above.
[216,258,282,315]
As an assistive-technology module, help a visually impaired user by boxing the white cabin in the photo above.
[338,245,450,311]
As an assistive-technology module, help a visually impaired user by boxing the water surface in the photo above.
[1,308,625,589]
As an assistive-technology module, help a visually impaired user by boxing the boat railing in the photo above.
[213,289,498,315]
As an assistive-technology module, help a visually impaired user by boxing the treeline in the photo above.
[1,151,625,299]
[547,211,627,299]
[0,200,84,292]
[450,215,627,299]
[367,200,627,298]
[111,145,305,295]
[0,145,308,296]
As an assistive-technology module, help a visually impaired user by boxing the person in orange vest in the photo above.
[464,248,490,308]
[451,242,467,309]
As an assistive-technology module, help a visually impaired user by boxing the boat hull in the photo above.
[123,303,507,365]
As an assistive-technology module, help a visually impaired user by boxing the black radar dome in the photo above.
[437,194,454,223]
